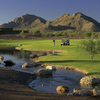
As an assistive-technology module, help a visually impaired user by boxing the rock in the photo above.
[4,60,15,66]
[30,54,37,58]
[0,56,4,61]
[22,63,33,68]
[56,86,69,94]
[52,52,57,55]
[73,88,81,92]
[67,88,93,96]
[46,66,56,70]
[80,76,100,85]
[43,52,47,56]
[22,62,39,68]
[92,89,100,96]
[34,68,53,76]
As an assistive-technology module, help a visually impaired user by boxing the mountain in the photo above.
[0,12,100,32]
[0,14,47,29]
[50,12,100,32]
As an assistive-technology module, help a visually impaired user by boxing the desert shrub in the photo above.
[13,29,22,33]
[22,35,27,39]
[80,39,100,62]
[0,29,3,32]
[68,33,73,37]
[34,30,40,35]
[92,33,98,39]
[84,32,92,38]
[20,30,25,35]
[62,32,67,36]
[54,32,63,36]
[42,33,53,37]
[74,31,80,35]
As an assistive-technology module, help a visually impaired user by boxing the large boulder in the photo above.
[56,86,69,94]
[34,68,53,76]
[4,60,15,66]
[22,62,39,68]
[0,56,4,61]
[80,76,100,85]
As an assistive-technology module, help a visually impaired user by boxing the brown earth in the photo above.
[0,68,100,100]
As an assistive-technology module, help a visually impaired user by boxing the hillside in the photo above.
[0,12,100,32]
[50,12,100,32]
[0,14,47,29]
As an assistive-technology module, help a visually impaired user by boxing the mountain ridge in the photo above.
[0,12,100,32]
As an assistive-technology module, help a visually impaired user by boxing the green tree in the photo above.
[80,39,100,62]
[84,32,92,38]
[34,30,41,35]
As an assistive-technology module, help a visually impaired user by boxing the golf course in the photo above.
[0,38,100,77]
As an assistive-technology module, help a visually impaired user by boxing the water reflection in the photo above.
[0,46,86,94]
[0,46,42,73]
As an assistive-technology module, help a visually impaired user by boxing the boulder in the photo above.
[0,56,4,61]
[22,62,39,68]
[34,68,53,76]
[30,54,37,58]
[56,86,69,94]
[4,60,15,66]
[67,89,93,96]
[46,66,56,70]
[80,76,100,85]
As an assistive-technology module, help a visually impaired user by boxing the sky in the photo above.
[0,0,100,25]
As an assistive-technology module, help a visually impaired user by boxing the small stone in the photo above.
[41,84,44,87]
[0,56,4,61]
[93,89,100,96]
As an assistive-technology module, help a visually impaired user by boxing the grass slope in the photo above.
[0,39,100,77]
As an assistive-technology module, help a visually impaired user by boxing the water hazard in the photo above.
[0,46,84,94]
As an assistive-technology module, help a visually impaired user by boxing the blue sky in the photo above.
[0,0,100,25]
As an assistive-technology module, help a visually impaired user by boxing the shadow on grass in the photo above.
[87,72,100,76]
[40,60,100,63]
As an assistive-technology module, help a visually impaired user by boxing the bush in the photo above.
[74,31,80,35]
[92,33,98,39]
[42,33,53,37]
[54,32,63,36]
[22,35,27,39]
[68,34,73,37]
[0,29,3,32]
[84,32,92,38]
[20,30,25,35]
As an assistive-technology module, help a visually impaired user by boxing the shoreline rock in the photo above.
[80,76,100,85]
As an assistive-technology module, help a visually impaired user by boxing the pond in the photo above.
[0,46,84,94]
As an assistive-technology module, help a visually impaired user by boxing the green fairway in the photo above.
[0,39,100,77]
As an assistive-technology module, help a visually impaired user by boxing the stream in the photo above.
[0,47,84,94]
